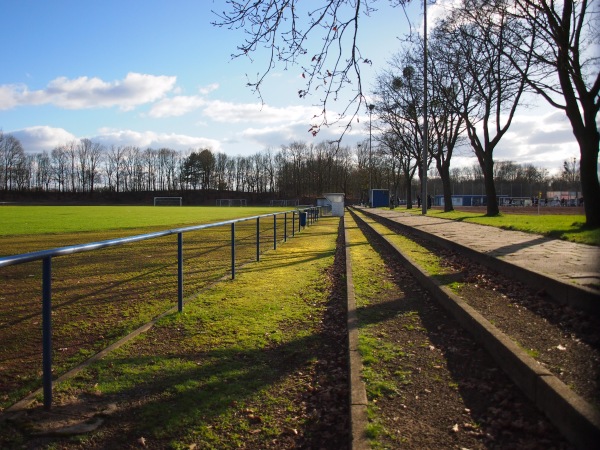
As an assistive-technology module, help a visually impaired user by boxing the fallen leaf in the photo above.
[452,423,459,433]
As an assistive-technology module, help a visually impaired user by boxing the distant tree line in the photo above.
[0,131,581,205]
[0,132,364,201]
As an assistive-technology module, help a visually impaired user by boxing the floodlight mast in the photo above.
[368,103,375,206]
[422,0,428,215]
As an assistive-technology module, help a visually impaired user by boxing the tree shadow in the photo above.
[3,218,349,448]
[351,213,571,448]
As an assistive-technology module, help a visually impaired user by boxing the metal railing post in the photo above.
[273,214,277,250]
[42,256,52,410]
[177,233,183,312]
[231,223,236,280]
[292,211,296,237]
[284,213,287,242]
[256,217,260,261]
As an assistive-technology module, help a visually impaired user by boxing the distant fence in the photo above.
[0,206,321,410]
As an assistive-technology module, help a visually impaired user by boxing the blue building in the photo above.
[370,189,390,208]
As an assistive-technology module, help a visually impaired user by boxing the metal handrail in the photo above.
[0,208,314,267]
[0,206,321,409]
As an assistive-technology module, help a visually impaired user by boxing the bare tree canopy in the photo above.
[429,0,535,216]
[507,0,600,226]
[212,0,411,137]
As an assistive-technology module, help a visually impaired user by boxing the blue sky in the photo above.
[0,0,581,174]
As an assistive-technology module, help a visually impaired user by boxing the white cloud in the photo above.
[0,84,26,110]
[148,95,207,118]
[203,100,320,125]
[148,95,321,123]
[0,73,176,111]
[451,110,581,174]
[94,128,221,151]
[240,118,348,149]
[10,126,77,152]
[198,83,219,95]
[9,126,221,153]
[242,124,298,141]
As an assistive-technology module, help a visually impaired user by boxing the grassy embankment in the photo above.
[346,209,458,447]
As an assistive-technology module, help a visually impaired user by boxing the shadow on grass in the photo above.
[350,217,570,447]
[0,221,335,417]
[82,331,326,446]
[2,218,347,448]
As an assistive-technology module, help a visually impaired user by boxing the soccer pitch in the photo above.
[0,205,290,236]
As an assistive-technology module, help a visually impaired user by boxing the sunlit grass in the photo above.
[0,205,290,236]
[0,210,299,412]
[393,206,598,246]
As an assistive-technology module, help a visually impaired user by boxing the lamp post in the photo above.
[422,0,428,215]
[368,104,375,206]
[357,142,363,203]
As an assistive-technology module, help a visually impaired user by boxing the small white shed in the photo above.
[324,193,345,217]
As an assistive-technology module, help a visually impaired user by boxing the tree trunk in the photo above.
[441,174,454,212]
[404,169,413,209]
[436,158,454,212]
[579,136,600,227]
[483,156,499,216]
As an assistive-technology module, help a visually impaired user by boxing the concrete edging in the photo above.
[352,209,600,450]
[343,215,370,450]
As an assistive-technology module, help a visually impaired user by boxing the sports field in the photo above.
[0,205,290,237]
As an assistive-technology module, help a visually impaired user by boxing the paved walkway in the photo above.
[360,208,600,293]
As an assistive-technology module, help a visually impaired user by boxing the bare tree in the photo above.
[374,57,427,208]
[435,0,535,216]
[508,0,599,226]
[76,138,104,193]
[51,146,70,192]
[212,1,415,138]
[34,152,52,191]
[562,157,581,184]
[62,141,78,192]
[426,34,468,211]
[106,145,125,192]
[122,146,142,191]
[0,133,25,191]
[378,130,406,205]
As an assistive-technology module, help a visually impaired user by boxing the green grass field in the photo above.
[0,204,597,446]
[0,205,290,236]
[399,207,599,246]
